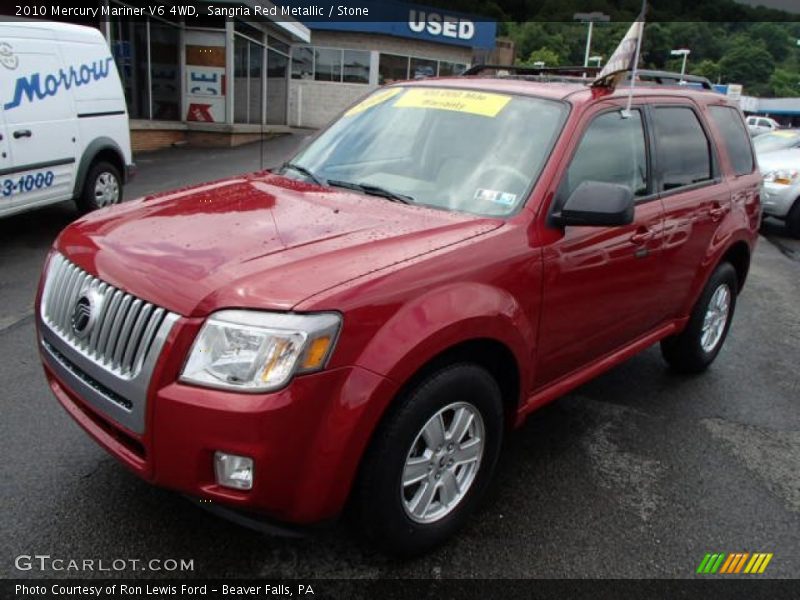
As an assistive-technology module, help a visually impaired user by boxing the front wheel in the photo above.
[76,161,123,214]
[661,262,738,374]
[353,363,504,557]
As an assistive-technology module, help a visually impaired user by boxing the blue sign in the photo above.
[277,1,496,49]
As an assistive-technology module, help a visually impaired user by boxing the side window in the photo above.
[708,106,755,176]
[556,109,648,206]
[758,119,770,128]
[652,107,713,191]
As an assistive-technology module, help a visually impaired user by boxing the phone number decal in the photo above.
[2,171,55,197]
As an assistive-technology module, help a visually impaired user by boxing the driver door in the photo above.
[534,105,666,387]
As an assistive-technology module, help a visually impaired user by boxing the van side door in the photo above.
[0,106,11,197]
[649,102,732,319]
[0,28,79,214]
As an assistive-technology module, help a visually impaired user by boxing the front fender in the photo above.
[355,281,535,395]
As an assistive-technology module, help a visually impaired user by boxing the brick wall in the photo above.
[131,129,186,153]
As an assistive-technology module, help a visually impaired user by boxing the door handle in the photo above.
[709,204,729,221]
[630,229,654,245]
[13,129,32,139]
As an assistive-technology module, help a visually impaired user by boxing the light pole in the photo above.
[589,55,603,67]
[533,61,546,69]
[670,48,691,83]
[574,12,611,68]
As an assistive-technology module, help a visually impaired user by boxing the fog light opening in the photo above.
[214,451,254,490]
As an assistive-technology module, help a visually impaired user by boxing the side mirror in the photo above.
[552,181,635,227]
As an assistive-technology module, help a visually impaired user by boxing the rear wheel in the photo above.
[353,363,503,557]
[786,199,800,239]
[76,161,122,214]
[661,262,738,374]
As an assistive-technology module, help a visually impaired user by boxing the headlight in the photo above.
[181,310,341,392]
[764,169,799,185]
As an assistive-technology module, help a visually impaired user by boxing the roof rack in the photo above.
[462,64,715,91]
[462,64,600,79]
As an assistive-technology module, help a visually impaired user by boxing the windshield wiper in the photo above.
[281,162,325,186]
[327,180,413,204]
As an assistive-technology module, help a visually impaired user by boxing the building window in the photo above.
[267,48,288,125]
[292,46,314,80]
[108,2,180,121]
[343,50,370,84]
[234,35,265,124]
[314,48,342,82]
[410,57,437,80]
[291,46,370,84]
[378,53,408,84]
[439,61,467,77]
[378,54,468,84]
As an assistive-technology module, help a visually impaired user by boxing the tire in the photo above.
[786,199,800,239]
[660,262,738,374]
[353,363,504,557]
[75,161,123,214]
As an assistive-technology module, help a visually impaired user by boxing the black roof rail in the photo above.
[463,64,715,91]
[462,64,600,78]
[633,70,714,90]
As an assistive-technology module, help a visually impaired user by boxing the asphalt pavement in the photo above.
[1,137,799,580]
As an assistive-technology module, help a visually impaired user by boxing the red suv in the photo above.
[37,76,760,556]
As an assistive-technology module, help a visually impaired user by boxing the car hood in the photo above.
[56,173,501,317]
[757,148,800,174]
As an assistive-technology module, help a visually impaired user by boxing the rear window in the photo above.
[708,106,755,176]
[653,107,714,191]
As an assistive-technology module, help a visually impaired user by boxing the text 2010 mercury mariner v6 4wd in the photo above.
[37,69,760,555]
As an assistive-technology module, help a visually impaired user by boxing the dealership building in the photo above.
[3,0,496,150]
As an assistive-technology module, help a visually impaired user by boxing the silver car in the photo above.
[758,147,800,238]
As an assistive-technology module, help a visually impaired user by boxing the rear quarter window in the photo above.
[708,106,755,176]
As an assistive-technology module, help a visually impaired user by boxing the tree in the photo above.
[718,39,774,92]
[769,68,800,97]
[524,47,561,67]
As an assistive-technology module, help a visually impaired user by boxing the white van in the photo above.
[0,21,134,218]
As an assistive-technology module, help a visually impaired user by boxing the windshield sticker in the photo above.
[475,188,517,206]
[344,88,403,117]
[394,88,511,117]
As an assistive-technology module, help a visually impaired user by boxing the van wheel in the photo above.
[786,200,800,239]
[76,161,122,214]
[661,262,738,374]
[353,363,503,557]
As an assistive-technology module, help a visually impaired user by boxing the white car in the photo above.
[746,115,781,137]
[0,21,134,219]
[758,148,800,238]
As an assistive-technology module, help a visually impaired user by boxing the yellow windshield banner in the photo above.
[393,88,512,117]
[344,88,403,117]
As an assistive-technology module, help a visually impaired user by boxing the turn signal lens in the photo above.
[301,336,333,371]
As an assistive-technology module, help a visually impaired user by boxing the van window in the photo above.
[708,106,755,176]
[556,109,649,206]
[653,107,713,191]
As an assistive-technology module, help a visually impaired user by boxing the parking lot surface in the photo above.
[1,137,799,579]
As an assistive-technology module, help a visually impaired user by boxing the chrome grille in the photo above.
[41,253,171,379]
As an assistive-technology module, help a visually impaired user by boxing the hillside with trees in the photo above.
[431,0,800,97]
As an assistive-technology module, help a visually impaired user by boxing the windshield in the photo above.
[284,86,568,216]
[753,130,800,154]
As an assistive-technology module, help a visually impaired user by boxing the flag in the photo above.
[593,17,645,87]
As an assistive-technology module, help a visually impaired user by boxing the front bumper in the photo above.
[40,319,397,524]
[761,181,798,218]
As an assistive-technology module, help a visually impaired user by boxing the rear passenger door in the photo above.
[650,103,731,318]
